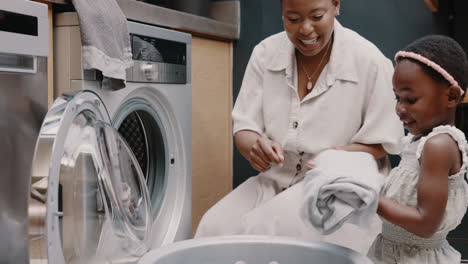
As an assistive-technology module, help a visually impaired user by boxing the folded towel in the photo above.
[300,150,383,235]
[71,0,133,81]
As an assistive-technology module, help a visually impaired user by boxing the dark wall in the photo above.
[338,1,448,58]
[233,0,283,188]
[454,0,468,55]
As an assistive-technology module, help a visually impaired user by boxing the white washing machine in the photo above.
[29,15,191,263]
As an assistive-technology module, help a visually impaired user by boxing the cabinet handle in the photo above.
[0,53,36,74]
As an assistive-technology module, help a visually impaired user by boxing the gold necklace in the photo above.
[299,40,332,90]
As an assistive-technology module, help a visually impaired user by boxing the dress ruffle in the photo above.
[415,125,468,170]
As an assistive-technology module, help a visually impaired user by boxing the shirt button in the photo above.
[299,151,304,156]
[292,121,298,129]
[296,163,302,171]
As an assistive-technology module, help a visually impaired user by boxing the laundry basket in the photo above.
[138,235,373,264]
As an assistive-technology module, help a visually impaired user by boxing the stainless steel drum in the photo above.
[138,235,373,264]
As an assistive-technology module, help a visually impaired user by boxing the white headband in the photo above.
[395,51,464,95]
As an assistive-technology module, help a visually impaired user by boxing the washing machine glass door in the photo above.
[30,91,151,264]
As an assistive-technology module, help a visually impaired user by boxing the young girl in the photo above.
[367,35,468,263]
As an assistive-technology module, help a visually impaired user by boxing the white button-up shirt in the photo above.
[232,20,404,187]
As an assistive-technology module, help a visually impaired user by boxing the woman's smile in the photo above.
[298,36,321,51]
[282,0,337,57]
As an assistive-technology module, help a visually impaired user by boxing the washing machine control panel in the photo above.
[127,34,187,84]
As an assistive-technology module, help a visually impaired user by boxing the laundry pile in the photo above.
[300,149,384,235]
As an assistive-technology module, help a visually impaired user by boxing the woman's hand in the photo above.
[234,130,284,172]
[248,137,284,172]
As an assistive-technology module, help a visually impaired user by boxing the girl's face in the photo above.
[393,60,453,136]
[282,0,339,57]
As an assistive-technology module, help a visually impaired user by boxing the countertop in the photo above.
[45,0,240,40]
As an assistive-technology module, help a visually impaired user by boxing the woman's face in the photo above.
[282,0,339,57]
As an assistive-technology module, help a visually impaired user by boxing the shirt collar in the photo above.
[266,20,359,84]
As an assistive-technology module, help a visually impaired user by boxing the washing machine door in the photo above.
[29,91,152,264]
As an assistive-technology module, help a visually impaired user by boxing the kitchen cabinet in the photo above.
[191,36,233,233]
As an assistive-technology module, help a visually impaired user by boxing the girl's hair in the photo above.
[396,35,468,97]
[396,35,468,135]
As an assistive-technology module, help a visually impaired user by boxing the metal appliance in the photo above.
[28,13,192,263]
[0,1,48,263]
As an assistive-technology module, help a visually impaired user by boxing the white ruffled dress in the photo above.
[367,125,468,263]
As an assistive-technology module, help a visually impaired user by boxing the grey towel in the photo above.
[71,0,133,81]
[300,150,383,235]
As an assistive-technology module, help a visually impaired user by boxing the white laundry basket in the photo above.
[138,235,373,264]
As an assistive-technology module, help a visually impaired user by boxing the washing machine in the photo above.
[28,14,191,263]
[0,1,49,263]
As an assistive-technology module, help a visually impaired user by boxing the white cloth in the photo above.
[300,150,383,235]
[195,176,281,237]
[71,0,133,81]
[239,181,383,255]
[367,125,468,263]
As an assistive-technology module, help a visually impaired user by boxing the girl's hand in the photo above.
[306,158,316,169]
[248,137,284,172]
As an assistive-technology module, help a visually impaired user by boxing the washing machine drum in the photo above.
[30,91,153,263]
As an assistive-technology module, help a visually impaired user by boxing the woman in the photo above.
[195,0,403,253]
